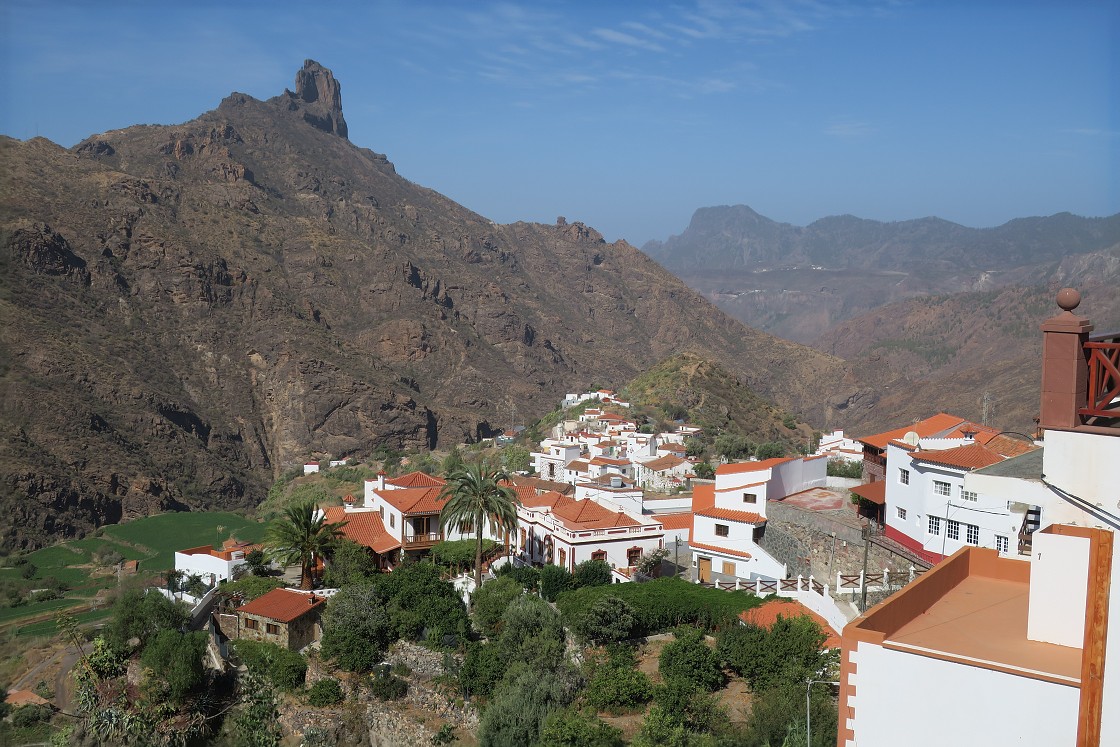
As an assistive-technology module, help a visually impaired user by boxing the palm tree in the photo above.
[265,501,347,590]
[438,460,521,592]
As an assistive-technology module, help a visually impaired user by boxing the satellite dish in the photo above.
[903,431,920,446]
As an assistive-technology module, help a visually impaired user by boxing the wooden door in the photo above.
[698,557,711,583]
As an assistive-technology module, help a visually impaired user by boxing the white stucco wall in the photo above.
[847,641,1080,747]
[174,551,244,583]
[1028,531,1090,648]
[1040,429,1120,503]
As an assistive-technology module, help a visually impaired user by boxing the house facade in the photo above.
[235,588,325,651]
[174,539,257,585]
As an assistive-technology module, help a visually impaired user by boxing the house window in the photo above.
[715,524,729,537]
[379,507,385,519]
[928,516,941,536]
[995,535,1009,553]
[899,469,910,485]
[245,617,258,630]
[966,524,979,545]
[266,623,279,635]
[591,550,607,562]
[558,548,566,568]
[743,493,757,504]
[961,490,977,502]
[896,507,907,520]
[627,548,642,566]
[390,514,395,528]
[933,481,951,497]
[947,520,960,540]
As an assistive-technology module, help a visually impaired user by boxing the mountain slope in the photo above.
[0,61,876,550]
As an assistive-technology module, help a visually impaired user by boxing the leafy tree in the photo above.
[472,576,524,637]
[460,641,508,699]
[378,562,469,645]
[501,444,532,473]
[245,548,271,577]
[539,707,624,747]
[438,460,521,591]
[756,442,786,460]
[637,548,670,576]
[306,678,343,706]
[826,459,863,479]
[744,680,837,747]
[104,588,189,654]
[496,562,541,592]
[218,576,286,602]
[652,679,728,735]
[716,614,833,691]
[713,434,753,460]
[233,640,308,691]
[319,584,394,672]
[572,559,612,589]
[496,595,567,671]
[572,596,636,644]
[368,672,408,700]
[441,446,465,476]
[265,500,347,589]
[539,564,571,601]
[431,538,498,574]
[478,664,581,747]
[693,462,715,480]
[231,671,282,747]
[185,573,207,597]
[684,438,706,458]
[659,627,725,692]
[140,629,207,703]
[323,538,380,588]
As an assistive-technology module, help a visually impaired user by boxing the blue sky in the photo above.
[1,1,1117,245]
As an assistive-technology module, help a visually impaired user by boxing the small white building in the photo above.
[814,429,863,462]
[633,454,694,493]
[174,540,256,586]
[303,462,320,475]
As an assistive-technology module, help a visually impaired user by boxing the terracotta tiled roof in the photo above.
[375,486,447,514]
[552,499,644,530]
[857,413,967,450]
[740,599,841,648]
[690,540,752,559]
[589,456,630,466]
[942,422,1001,442]
[912,442,1004,471]
[692,483,715,511]
[238,588,325,623]
[386,471,447,489]
[716,457,792,475]
[518,489,570,509]
[985,434,1040,459]
[323,507,400,555]
[643,455,688,471]
[850,482,886,505]
[657,512,694,531]
[567,460,590,473]
[695,507,767,524]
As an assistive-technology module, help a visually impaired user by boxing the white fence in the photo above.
[696,574,855,635]
[833,567,924,596]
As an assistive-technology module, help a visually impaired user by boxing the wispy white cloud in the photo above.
[591,28,666,53]
[824,118,877,138]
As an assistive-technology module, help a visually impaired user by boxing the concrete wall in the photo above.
[1028,531,1090,648]
[846,640,1080,747]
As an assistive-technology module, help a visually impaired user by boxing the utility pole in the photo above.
[860,523,872,612]
[674,536,681,577]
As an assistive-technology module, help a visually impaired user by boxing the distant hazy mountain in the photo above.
[643,205,1120,273]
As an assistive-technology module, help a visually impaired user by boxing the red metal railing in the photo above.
[1081,332,1120,421]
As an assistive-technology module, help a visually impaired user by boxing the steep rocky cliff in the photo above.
[0,61,878,550]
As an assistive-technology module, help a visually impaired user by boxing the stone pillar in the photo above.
[1039,288,1093,430]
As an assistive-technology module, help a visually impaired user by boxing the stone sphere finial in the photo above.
[1056,287,1081,312]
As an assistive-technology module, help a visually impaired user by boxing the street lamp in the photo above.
[806,678,839,746]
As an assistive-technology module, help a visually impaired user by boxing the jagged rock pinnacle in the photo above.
[290,59,348,139]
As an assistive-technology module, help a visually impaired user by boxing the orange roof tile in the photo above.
[518,490,570,509]
[912,442,1004,471]
[375,486,447,514]
[643,455,688,471]
[692,483,715,511]
[690,540,752,559]
[850,481,886,505]
[589,456,630,466]
[323,507,400,555]
[5,690,51,708]
[985,434,1040,459]
[567,460,590,472]
[716,457,792,475]
[715,480,767,493]
[657,512,693,531]
[386,471,447,488]
[238,588,325,623]
[857,413,967,450]
[695,507,767,524]
[739,599,841,648]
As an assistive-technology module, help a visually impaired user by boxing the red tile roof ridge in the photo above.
[690,540,752,559]
[716,457,792,475]
[857,413,968,450]
[237,587,326,623]
[695,507,767,524]
[911,442,1004,471]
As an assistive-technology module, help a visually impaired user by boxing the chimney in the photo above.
[377,470,386,491]
[610,475,622,488]
[1039,288,1093,430]
[308,594,316,605]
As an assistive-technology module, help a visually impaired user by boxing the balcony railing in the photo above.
[403,532,443,549]
[1081,332,1120,422]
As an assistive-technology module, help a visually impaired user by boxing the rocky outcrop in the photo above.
[286,59,348,139]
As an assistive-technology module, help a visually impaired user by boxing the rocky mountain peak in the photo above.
[286,59,348,139]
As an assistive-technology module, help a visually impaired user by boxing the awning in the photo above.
[850,482,886,505]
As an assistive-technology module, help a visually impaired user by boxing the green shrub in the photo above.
[478,664,581,747]
[539,707,624,747]
[572,559,612,589]
[320,585,394,673]
[472,576,523,636]
[11,703,52,727]
[232,640,308,691]
[460,641,508,699]
[585,663,653,712]
[658,627,725,692]
[306,678,344,706]
[368,672,408,700]
[539,564,571,601]
[496,562,540,592]
[571,596,636,644]
[827,459,863,478]
[716,614,832,691]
